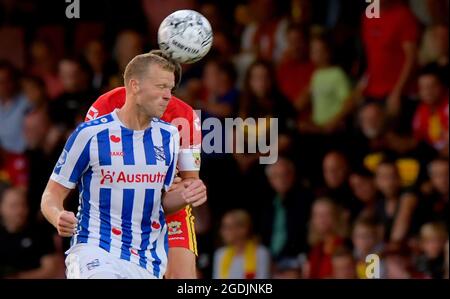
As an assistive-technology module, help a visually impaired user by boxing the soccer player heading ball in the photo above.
[41,50,207,279]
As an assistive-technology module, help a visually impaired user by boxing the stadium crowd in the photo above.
[0,0,448,279]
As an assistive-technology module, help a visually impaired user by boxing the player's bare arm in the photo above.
[41,180,77,237]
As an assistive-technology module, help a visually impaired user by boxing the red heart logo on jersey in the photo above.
[130,248,139,256]
[111,227,122,235]
[110,135,121,143]
[151,221,161,229]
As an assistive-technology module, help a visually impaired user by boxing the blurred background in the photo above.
[0,0,448,279]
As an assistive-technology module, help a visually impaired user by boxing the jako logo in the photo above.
[65,0,80,19]
[100,169,166,184]
[365,0,380,19]
[365,254,380,278]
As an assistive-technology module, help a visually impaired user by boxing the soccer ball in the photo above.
[157,10,213,64]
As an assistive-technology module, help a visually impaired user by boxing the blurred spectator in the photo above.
[0,187,61,278]
[415,222,447,278]
[419,25,449,80]
[260,158,313,264]
[383,244,423,279]
[352,102,435,186]
[416,158,449,231]
[227,60,296,224]
[352,217,384,279]
[48,57,96,131]
[304,198,348,278]
[0,149,28,188]
[413,65,449,155]
[331,247,357,279]
[297,34,352,134]
[374,159,418,243]
[318,151,360,221]
[276,23,314,105]
[199,2,226,32]
[198,58,239,119]
[21,75,48,110]
[106,30,145,89]
[213,209,271,279]
[360,0,419,117]
[83,40,116,92]
[0,60,29,154]
[23,107,63,218]
[28,39,63,99]
[237,60,295,158]
[349,167,378,219]
[240,0,288,62]
[114,30,144,73]
[352,102,392,164]
[0,61,29,187]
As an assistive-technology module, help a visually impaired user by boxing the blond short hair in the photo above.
[123,53,176,86]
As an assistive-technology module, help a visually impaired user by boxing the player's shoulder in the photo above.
[87,87,126,121]
[97,87,126,102]
[74,112,116,138]
[152,117,179,134]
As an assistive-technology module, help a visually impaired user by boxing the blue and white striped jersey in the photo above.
[50,109,179,278]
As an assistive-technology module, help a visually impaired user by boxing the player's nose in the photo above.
[162,88,171,101]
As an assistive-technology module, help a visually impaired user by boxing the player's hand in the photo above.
[56,211,78,237]
[167,176,183,192]
[181,179,207,207]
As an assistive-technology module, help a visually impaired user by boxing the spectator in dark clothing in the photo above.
[415,222,447,279]
[0,187,61,278]
[23,107,64,219]
[373,159,418,244]
[349,167,378,220]
[48,57,97,131]
[260,157,313,263]
[83,40,117,93]
[317,151,360,222]
[415,158,449,233]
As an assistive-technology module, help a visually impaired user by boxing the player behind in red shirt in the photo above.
[85,50,206,278]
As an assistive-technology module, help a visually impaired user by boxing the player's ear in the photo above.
[130,79,140,94]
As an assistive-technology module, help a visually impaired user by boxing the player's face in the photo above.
[136,64,175,118]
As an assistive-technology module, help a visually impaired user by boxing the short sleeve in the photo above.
[50,125,92,189]
[164,128,180,191]
[173,108,202,172]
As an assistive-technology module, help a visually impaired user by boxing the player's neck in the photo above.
[117,102,152,131]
